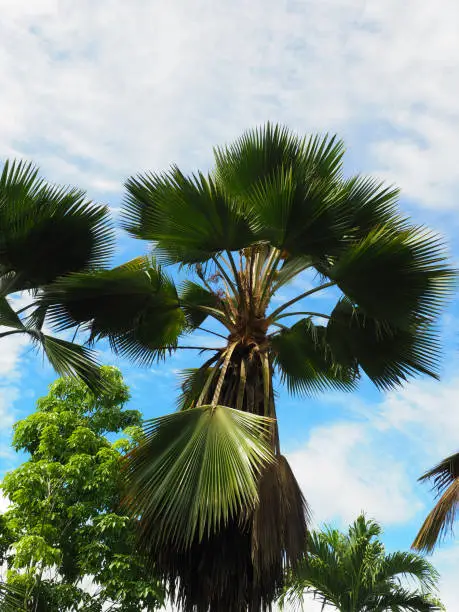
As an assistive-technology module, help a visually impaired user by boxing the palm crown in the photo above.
[22,124,455,611]
[282,514,443,612]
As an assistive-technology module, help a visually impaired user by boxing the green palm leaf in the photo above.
[123,405,274,548]
[215,124,347,257]
[327,298,442,390]
[123,168,254,264]
[329,226,455,326]
[271,318,357,395]
[178,280,221,328]
[39,258,187,365]
[0,160,114,288]
[30,333,102,392]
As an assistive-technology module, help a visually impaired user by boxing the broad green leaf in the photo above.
[123,405,275,547]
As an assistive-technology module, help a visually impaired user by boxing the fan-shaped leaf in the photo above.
[329,226,456,325]
[179,280,220,328]
[0,160,114,287]
[123,168,254,263]
[123,405,274,548]
[40,260,187,365]
[327,298,441,391]
[271,318,357,395]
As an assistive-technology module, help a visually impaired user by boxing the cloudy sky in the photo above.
[1,0,459,608]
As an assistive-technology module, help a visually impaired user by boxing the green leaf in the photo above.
[178,280,220,328]
[0,297,25,329]
[123,405,275,548]
[271,318,357,395]
[40,259,187,366]
[327,298,442,391]
[329,226,456,325]
[215,124,347,256]
[412,453,459,552]
[31,333,103,392]
[123,168,254,263]
[0,160,114,287]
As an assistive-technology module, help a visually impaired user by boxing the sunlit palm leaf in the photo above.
[123,405,274,548]
[123,168,254,263]
[327,298,441,391]
[412,453,459,552]
[271,318,358,395]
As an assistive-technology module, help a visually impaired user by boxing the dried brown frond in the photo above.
[412,452,459,552]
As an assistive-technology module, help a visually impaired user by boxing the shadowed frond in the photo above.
[252,456,309,581]
[330,226,456,326]
[0,160,114,288]
[327,298,442,391]
[271,318,358,395]
[39,259,187,366]
[412,453,459,552]
[178,280,221,328]
[123,168,254,263]
[123,405,274,548]
[30,332,103,392]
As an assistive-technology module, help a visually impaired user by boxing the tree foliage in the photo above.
[0,160,114,390]
[0,366,164,611]
[281,514,443,612]
[14,124,456,611]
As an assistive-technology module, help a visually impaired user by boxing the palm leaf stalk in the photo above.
[281,514,443,612]
[36,124,456,611]
[412,452,459,552]
[0,160,114,389]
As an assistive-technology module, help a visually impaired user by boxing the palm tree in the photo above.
[0,160,113,388]
[412,452,459,552]
[281,514,443,612]
[35,124,455,611]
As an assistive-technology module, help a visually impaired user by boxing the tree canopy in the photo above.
[281,514,443,612]
[0,366,164,611]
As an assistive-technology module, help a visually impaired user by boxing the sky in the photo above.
[1,0,459,608]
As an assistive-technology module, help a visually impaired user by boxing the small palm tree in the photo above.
[0,160,113,387]
[412,452,459,552]
[35,124,455,611]
[281,514,443,612]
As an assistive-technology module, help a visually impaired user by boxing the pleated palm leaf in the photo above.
[412,452,459,552]
[281,514,443,612]
[0,160,114,388]
[36,124,455,611]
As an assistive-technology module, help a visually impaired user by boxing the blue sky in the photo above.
[1,0,459,608]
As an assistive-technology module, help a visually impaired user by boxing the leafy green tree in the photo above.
[34,124,455,610]
[412,452,459,552]
[1,366,164,611]
[0,160,114,388]
[281,515,443,612]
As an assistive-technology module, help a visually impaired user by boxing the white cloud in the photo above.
[1,0,459,217]
[431,543,459,611]
[373,377,459,462]
[288,421,421,527]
